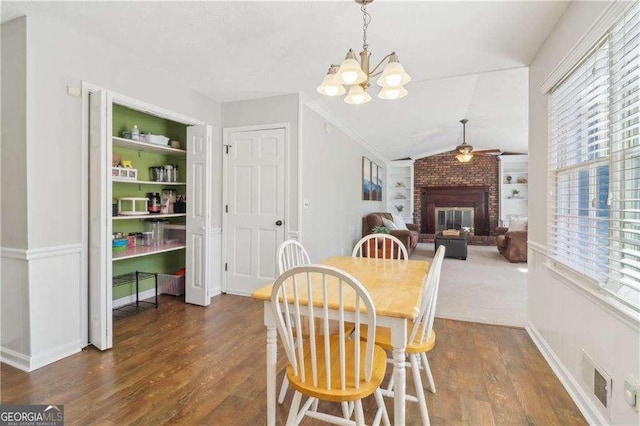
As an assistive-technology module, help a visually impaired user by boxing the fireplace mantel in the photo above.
[420,186,490,235]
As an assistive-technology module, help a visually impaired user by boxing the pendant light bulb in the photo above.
[317,65,346,97]
[337,50,367,85]
[378,85,408,100]
[376,54,411,88]
[344,85,372,105]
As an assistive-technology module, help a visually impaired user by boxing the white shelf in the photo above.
[112,242,186,261]
[113,136,186,156]
[387,160,414,219]
[113,213,187,220]
[499,155,528,223]
[113,179,187,186]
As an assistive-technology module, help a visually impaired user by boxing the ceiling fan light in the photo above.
[378,85,408,100]
[337,50,367,85]
[456,153,473,163]
[344,85,372,105]
[456,144,473,155]
[317,67,346,96]
[377,58,411,88]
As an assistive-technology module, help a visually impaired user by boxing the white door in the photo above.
[223,128,286,295]
[88,90,113,350]
[186,125,212,306]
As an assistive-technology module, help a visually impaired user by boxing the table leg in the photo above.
[264,302,277,426]
[391,319,407,425]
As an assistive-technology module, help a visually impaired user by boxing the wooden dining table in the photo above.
[251,255,430,425]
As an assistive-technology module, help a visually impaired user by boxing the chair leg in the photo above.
[374,388,391,426]
[420,352,436,393]
[341,402,350,419]
[354,400,365,426]
[409,354,430,426]
[278,376,290,404]
[287,391,302,425]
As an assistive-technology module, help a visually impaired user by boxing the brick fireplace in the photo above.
[413,154,499,238]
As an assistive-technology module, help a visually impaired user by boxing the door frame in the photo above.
[221,123,290,294]
[81,81,206,347]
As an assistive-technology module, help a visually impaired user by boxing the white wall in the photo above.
[221,94,300,236]
[26,16,221,247]
[1,17,28,249]
[1,15,222,370]
[528,1,640,424]
[300,104,387,261]
[1,17,32,369]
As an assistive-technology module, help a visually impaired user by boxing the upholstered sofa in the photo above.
[496,226,527,262]
[362,212,420,256]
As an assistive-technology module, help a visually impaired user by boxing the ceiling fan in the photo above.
[453,119,501,163]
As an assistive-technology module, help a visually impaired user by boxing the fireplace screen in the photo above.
[435,207,474,235]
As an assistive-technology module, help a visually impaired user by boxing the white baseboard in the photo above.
[1,346,31,372]
[113,289,158,308]
[30,339,82,371]
[435,313,526,328]
[1,339,82,372]
[223,289,252,297]
[525,322,607,425]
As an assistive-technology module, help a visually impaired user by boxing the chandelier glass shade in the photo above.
[316,66,347,96]
[317,0,410,105]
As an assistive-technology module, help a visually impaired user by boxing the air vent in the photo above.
[582,349,612,410]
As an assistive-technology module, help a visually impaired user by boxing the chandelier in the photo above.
[316,0,411,105]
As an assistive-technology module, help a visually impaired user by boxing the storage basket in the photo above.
[158,273,185,296]
[112,167,138,181]
[164,224,186,244]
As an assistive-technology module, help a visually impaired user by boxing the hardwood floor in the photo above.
[1,295,585,425]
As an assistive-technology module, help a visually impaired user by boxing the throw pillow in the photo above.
[509,217,528,232]
[382,217,398,230]
[391,213,409,230]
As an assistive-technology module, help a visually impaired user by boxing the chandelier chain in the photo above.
[361,2,371,51]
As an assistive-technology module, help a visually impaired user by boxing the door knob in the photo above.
[275,220,283,226]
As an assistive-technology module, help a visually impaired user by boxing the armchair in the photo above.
[362,212,419,256]
[496,226,527,262]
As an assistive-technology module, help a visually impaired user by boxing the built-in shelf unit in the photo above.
[499,155,528,227]
[387,160,415,223]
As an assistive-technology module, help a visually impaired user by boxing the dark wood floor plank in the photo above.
[1,295,585,425]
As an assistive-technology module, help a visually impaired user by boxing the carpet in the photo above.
[411,243,527,327]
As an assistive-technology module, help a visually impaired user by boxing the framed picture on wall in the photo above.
[362,157,372,200]
[376,165,383,201]
[371,161,379,201]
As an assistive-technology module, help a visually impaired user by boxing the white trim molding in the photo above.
[0,247,27,260]
[527,240,547,256]
[1,244,82,261]
[288,231,300,241]
[1,339,82,372]
[526,322,608,425]
[0,346,31,372]
[30,340,82,371]
[541,0,635,94]
[26,243,82,260]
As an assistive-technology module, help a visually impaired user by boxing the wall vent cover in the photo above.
[581,349,612,410]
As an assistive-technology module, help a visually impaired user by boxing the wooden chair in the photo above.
[271,265,390,426]
[352,234,409,260]
[277,240,312,404]
[361,245,446,425]
[278,239,312,275]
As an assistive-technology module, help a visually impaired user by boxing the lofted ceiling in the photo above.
[1,1,570,161]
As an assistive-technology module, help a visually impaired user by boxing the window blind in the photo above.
[548,2,639,310]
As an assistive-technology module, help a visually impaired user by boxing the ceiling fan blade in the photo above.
[474,149,502,156]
